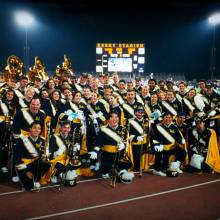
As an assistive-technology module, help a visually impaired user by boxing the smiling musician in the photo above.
[13,121,50,190]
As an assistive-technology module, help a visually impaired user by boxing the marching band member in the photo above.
[182,88,207,121]
[128,105,149,172]
[148,79,159,95]
[13,121,50,190]
[12,96,49,182]
[204,83,220,108]
[85,92,109,164]
[90,111,134,183]
[151,112,187,177]
[127,81,134,91]
[49,89,66,133]
[112,79,127,105]
[174,112,190,142]
[188,117,220,173]
[122,90,141,124]
[134,77,142,94]
[0,89,17,173]
[14,76,28,99]
[140,85,151,104]
[16,86,36,109]
[0,77,17,98]
[13,96,47,138]
[81,86,92,105]
[161,91,182,117]
[157,90,166,103]
[149,93,162,122]
[44,78,56,95]
[158,80,167,92]
[166,80,175,92]
[176,81,188,102]
[198,79,207,95]
[48,120,79,186]
[109,94,125,126]
[75,73,88,92]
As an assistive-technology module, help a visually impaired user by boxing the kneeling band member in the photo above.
[13,121,50,190]
[90,111,134,183]
[48,120,80,186]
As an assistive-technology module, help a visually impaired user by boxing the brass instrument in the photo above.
[4,55,24,83]
[56,54,74,77]
[43,118,51,161]
[59,127,79,190]
[28,56,48,82]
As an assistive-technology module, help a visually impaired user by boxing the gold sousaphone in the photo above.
[56,54,74,77]
[4,55,24,83]
[28,56,48,82]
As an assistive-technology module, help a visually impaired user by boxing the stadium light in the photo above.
[208,12,220,79]
[208,13,220,25]
[15,11,35,72]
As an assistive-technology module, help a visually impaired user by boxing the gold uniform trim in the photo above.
[102,145,118,153]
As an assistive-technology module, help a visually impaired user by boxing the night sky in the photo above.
[0,0,220,80]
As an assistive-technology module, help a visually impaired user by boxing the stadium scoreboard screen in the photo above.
[96,43,145,75]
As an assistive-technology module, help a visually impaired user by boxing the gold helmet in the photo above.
[28,56,48,82]
[4,55,24,83]
[56,54,74,77]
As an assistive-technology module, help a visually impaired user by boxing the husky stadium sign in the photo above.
[96,43,145,75]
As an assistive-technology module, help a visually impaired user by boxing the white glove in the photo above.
[137,136,144,142]
[89,151,98,160]
[45,148,51,157]
[181,139,186,145]
[93,118,98,125]
[208,110,216,117]
[118,142,125,151]
[210,120,215,127]
[91,113,98,120]
[155,144,164,152]
[97,112,103,118]
[54,150,60,158]
[74,143,80,151]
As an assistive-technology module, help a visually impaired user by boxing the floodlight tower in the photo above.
[208,13,220,79]
[15,11,35,72]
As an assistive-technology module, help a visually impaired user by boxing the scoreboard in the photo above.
[96,43,145,75]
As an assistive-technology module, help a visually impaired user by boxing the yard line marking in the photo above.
[27,178,220,220]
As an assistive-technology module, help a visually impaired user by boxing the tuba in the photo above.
[28,56,48,83]
[4,55,24,83]
[56,54,74,77]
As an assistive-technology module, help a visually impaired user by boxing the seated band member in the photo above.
[89,111,134,184]
[48,120,79,186]
[151,112,187,177]
[13,121,50,190]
